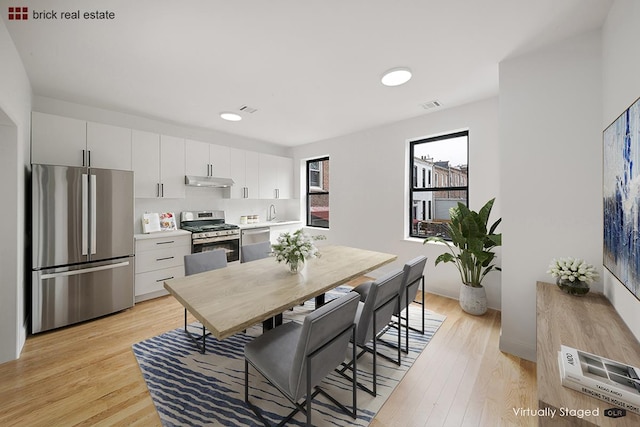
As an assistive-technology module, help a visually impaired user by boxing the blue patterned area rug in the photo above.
[132,287,445,426]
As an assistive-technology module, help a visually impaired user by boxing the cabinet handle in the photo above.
[161,183,164,197]
[156,256,175,261]
[208,163,212,177]
[156,276,174,282]
[82,149,86,167]
[156,241,175,245]
[244,187,249,198]
[275,188,279,199]
[156,183,160,197]
[87,150,91,167]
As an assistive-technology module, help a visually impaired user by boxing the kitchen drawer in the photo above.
[135,245,190,273]
[135,265,184,297]
[135,235,190,253]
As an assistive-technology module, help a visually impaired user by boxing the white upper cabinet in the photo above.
[185,140,231,178]
[31,112,87,167]
[209,144,231,178]
[132,131,185,198]
[229,148,259,199]
[259,154,294,199]
[132,130,161,198]
[86,122,132,170]
[31,112,132,170]
[276,155,294,199]
[185,139,209,176]
[259,154,278,199]
[160,135,186,198]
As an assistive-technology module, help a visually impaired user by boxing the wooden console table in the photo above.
[537,281,640,426]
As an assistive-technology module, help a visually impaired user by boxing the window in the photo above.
[409,131,468,239]
[307,157,329,228]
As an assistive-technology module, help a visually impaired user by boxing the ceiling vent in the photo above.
[421,100,442,110]
[239,105,258,114]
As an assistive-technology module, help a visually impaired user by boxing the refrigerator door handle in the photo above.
[82,173,89,255]
[90,174,97,255]
[40,261,131,280]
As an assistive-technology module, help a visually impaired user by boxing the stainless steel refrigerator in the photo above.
[31,164,135,333]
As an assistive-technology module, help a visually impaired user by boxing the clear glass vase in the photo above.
[556,278,590,296]
[288,259,302,274]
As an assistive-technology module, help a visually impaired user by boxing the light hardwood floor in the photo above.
[0,289,536,426]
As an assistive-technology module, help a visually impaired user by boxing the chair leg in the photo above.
[421,277,425,335]
[404,288,410,353]
[306,358,312,426]
[398,276,425,353]
[202,324,206,353]
[352,326,357,416]
[396,311,401,364]
[244,359,249,402]
[372,314,377,396]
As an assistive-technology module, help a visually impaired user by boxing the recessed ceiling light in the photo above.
[381,67,412,87]
[220,112,242,121]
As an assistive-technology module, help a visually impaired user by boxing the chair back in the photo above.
[240,241,272,263]
[184,249,228,276]
[356,269,404,345]
[289,292,360,400]
[397,256,427,312]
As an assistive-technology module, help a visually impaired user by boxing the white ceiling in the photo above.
[2,0,612,146]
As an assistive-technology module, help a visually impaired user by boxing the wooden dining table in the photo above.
[164,245,397,341]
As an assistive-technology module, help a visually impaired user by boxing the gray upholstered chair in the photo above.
[183,249,228,353]
[341,269,404,396]
[353,256,427,353]
[244,292,360,426]
[241,241,272,263]
[395,256,427,352]
[184,248,228,275]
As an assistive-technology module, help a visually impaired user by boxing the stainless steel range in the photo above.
[180,210,240,262]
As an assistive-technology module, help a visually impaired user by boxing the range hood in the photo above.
[185,175,235,188]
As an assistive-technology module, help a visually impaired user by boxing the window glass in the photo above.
[409,131,468,239]
[307,157,329,228]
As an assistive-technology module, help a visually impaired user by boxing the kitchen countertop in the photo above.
[134,229,192,240]
[238,220,301,229]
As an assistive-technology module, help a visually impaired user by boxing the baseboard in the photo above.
[135,289,169,303]
[499,332,536,362]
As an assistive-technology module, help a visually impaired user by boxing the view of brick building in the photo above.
[412,155,467,237]
[308,158,329,227]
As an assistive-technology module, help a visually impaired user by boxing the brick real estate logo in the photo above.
[7,6,27,20]
[7,6,115,20]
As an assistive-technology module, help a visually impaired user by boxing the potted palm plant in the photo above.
[424,198,501,315]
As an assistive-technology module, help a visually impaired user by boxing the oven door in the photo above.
[192,236,240,263]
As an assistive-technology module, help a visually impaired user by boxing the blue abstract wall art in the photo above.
[603,97,640,301]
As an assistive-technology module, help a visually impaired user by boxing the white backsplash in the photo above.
[134,186,300,234]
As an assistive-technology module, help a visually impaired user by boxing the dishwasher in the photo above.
[240,227,271,247]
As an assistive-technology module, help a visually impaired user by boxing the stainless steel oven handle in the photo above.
[193,236,240,245]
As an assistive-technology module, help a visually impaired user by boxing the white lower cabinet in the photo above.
[134,232,191,302]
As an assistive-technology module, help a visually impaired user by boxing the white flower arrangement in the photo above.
[272,229,326,271]
[547,257,599,284]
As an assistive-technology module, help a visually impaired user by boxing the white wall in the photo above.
[601,0,640,340]
[499,31,603,361]
[292,97,502,308]
[0,18,32,364]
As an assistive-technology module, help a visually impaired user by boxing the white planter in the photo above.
[459,284,487,315]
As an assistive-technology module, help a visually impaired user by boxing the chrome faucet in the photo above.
[268,204,277,221]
